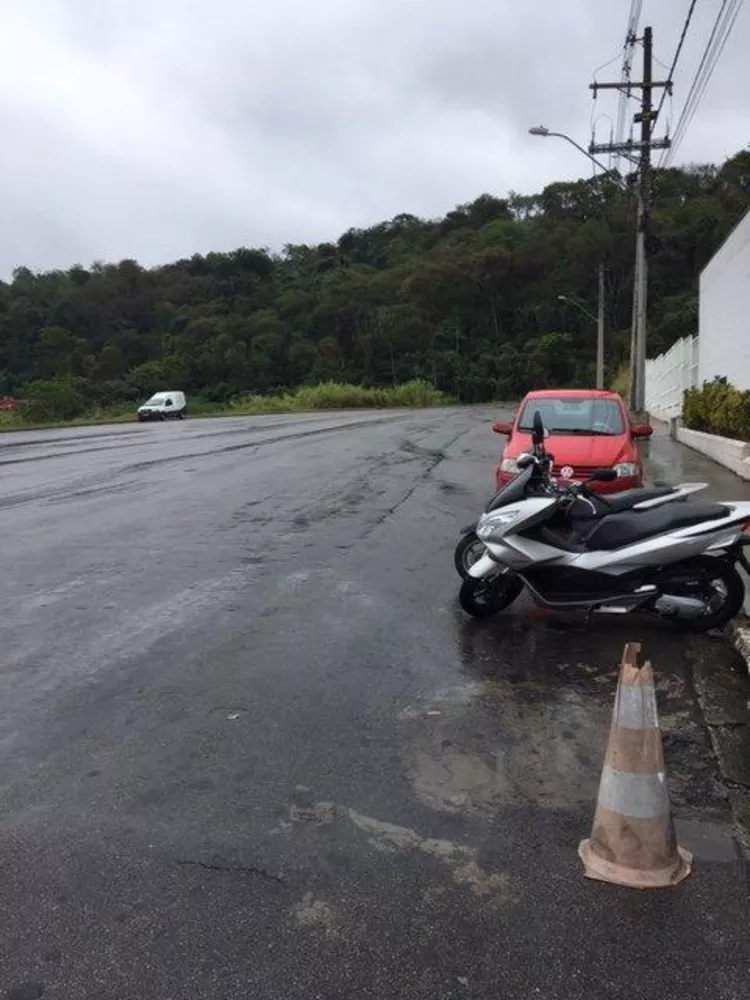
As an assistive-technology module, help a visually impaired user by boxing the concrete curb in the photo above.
[723,621,750,851]
[648,416,750,479]
[677,426,750,480]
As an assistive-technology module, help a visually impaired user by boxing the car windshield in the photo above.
[517,398,625,436]
[145,396,166,405]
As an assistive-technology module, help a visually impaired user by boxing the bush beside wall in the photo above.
[683,377,750,441]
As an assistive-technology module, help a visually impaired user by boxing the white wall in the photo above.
[699,209,750,389]
[645,335,698,421]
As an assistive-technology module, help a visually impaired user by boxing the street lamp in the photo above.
[558,294,596,324]
[528,126,628,190]
[530,124,617,392]
[530,124,641,402]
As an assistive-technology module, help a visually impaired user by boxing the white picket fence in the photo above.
[645,335,699,421]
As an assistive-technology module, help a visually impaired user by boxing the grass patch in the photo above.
[610,364,631,398]
[0,407,135,433]
[229,380,450,415]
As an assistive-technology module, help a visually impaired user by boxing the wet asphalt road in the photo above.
[0,410,749,1000]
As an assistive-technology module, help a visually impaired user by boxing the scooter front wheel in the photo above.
[458,574,524,619]
[454,531,486,580]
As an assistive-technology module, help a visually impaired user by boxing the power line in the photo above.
[669,0,734,152]
[662,0,744,167]
[654,0,699,127]
[660,0,733,166]
[591,51,627,78]
[612,1,643,171]
[589,52,625,168]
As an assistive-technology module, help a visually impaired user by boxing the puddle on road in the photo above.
[406,681,606,814]
[398,608,734,824]
[674,819,741,862]
[395,612,614,814]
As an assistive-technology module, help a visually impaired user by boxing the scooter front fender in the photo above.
[460,523,477,536]
[467,553,500,579]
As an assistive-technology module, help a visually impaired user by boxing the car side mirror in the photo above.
[631,423,652,439]
[591,468,618,483]
[492,421,512,435]
[165,399,173,407]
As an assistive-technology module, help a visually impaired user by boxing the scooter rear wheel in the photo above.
[458,575,524,619]
[656,555,745,632]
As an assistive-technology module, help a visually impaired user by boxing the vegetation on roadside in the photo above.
[683,377,750,441]
[1,149,749,425]
[609,363,631,399]
[229,379,450,414]
[0,379,451,430]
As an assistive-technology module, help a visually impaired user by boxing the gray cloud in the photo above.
[0,0,748,276]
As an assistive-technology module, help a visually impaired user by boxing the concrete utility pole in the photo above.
[597,262,605,391]
[589,25,671,417]
[633,25,653,417]
[629,258,639,408]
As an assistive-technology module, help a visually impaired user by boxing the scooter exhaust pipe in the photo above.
[653,594,707,620]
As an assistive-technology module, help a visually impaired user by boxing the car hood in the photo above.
[505,432,631,467]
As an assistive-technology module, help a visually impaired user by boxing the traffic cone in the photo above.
[578,642,692,889]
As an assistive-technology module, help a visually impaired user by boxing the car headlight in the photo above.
[476,508,520,540]
[500,458,519,474]
[614,462,639,478]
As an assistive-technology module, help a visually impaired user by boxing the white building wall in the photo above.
[699,209,750,389]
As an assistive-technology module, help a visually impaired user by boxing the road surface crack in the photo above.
[366,426,474,532]
[178,860,285,884]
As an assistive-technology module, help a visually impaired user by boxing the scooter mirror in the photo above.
[531,410,546,446]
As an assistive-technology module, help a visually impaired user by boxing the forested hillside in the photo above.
[1,150,748,412]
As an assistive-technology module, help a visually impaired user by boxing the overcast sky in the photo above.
[0,0,748,276]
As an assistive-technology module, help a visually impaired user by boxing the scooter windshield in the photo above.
[484,464,534,513]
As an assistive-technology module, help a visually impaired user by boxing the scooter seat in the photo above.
[584,502,730,552]
[598,486,676,513]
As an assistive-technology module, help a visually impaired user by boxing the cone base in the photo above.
[578,839,692,889]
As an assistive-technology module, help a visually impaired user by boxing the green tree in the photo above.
[23,377,89,421]
[0,155,747,414]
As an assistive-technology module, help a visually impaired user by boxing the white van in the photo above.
[137,390,187,422]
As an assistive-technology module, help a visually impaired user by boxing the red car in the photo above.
[492,389,653,494]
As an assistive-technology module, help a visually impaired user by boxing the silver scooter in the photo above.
[458,412,750,631]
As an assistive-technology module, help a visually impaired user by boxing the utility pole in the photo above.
[589,25,670,417]
[597,262,605,390]
[633,25,652,417]
[628,256,639,407]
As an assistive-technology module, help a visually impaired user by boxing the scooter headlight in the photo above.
[477,508,521,540]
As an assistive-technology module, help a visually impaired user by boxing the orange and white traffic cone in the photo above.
[578,641,692,889]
